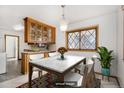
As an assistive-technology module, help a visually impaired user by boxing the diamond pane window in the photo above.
[68,32,79,49]
[81,29,96,50]
[66,26,98,51]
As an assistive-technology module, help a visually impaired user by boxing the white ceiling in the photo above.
[0,5,119,31]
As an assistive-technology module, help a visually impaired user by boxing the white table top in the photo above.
[30,55,85,73]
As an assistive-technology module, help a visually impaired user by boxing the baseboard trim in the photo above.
[95,72,121,88]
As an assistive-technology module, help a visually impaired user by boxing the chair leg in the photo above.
[74,68,77,73]
[38,71,40,78]
[40,71,42,76]
[37,71,42,86]
[108,76,110,82]
[74,68,80,74]
[79,70,81,74]
[102,75,104,80]
[38,71,42,78]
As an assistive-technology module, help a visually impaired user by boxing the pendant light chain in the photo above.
[60,5,68,31]
[61,5,65,19]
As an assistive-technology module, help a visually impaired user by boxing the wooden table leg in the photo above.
[47,72,53,87]
[59,75,64,83]
[28,63,33,88]
[57,75,64,87]
[55,74,64,84]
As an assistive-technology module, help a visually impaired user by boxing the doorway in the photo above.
[5,35,19,61]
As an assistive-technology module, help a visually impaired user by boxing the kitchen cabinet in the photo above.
[24,17,56,44]
[21,51,55,74]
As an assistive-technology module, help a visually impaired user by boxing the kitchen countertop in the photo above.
[22,50,56,54]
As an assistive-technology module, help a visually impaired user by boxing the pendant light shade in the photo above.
[60,18,68,31]
[60,5,68,31]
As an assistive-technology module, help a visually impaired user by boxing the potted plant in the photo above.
[57,47,67,60]
[97,46,114,76]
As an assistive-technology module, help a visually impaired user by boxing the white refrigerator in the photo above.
[0,52,7,74]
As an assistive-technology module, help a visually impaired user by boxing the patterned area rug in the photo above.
[17,73,101,88]
[17,74,59,88]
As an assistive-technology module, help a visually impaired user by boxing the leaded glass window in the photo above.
[68,32,79,49]
[66,26,98,51]
[81,29,96,50]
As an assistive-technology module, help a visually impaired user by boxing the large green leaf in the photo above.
[97,46,114,68]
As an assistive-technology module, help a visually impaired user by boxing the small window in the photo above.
[66,26,98,51]
[68,32,80,49]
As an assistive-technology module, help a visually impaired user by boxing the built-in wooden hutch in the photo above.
[24,17,56,44]
[21,17,56,74]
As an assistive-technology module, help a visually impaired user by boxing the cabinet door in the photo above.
[42,26,56,44]
[42,26,48,43]
[30,22,43,43]
[51,27,56,43]
[47,28,52,43]
[30,22,36,43]
[35,23,43,43]
[45,27,56,43]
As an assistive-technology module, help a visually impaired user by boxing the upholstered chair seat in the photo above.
[29,54,44,78]
[48,52,58,57]
[64,71,83,87]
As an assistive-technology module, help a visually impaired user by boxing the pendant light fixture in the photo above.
[60,5,68,31]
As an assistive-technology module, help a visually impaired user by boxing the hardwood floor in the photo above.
[0,60,22,82]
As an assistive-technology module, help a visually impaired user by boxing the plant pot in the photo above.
[101,68,110,76]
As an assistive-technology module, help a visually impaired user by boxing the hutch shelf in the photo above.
[24,17,56,44]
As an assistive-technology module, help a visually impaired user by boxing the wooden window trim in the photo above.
[66,25,99,52]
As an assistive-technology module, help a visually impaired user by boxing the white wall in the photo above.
[117,8,124,87]
[56,11,118,76]
[0,29,29,59]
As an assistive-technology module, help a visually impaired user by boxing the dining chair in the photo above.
[82,61,96,88]
[64,64,87,87]
[64,60,101,88]
[75,57,94,75]
[29,54,44,78]
[48,52,58,57]
[83,58,101,88]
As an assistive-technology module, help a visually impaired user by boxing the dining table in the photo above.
[28,55,85,87]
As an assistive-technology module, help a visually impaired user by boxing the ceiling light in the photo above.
[60,5,68,32]
[13,24,24,31]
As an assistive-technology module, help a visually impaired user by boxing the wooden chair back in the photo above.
[82,58,96,88]
[81,65,88,87]
[29,54,44,61]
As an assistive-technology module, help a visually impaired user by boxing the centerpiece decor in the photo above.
[97,46,114,76]
[57,47,67,60]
